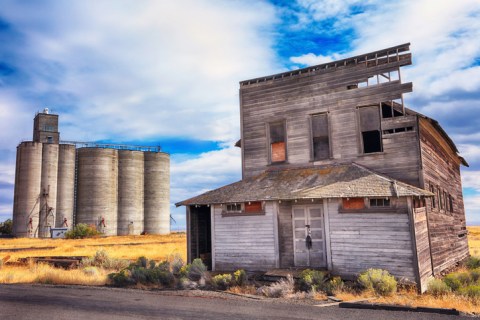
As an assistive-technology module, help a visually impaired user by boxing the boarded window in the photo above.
[311,113,329,160]
[270,122,286,163]
[342,198,365,210]
[245,201,262,213]
[359,106,382,153]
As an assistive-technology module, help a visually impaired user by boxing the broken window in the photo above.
[311,113,330,161]
[269,122,286,163]
[359,106,382,153]
[381,100,404,118]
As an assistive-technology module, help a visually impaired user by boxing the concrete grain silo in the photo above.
[117,150,144,235]
[12,142,43,237]
[12,110,171,237]
[144,152,170,234]
[76,148,118,236]
[55,144,76,228]
[39,143,59,237]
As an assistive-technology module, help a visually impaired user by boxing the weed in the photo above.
[211,273,233,290]
[262,274,295,298]
[358,268,397,296]
[427,279,451,297]
[233,269,248,286]
[323,276,344,296]
[459,285,480,301]
[467,256,480,269]
[81,250,129,270]
[299,269,326,292]
[171,254,184,275]
[83,266,99,277]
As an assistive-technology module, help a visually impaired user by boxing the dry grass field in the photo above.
[1,228,479,313]
[0,232,186,285]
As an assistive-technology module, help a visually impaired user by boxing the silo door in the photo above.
[292,205,326,268]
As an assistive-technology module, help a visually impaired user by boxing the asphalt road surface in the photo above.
[0,284,470,320]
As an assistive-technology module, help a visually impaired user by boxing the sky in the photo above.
[0,0,479,228]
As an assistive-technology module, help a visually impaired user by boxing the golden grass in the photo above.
[0,263,108,285]
[0,233,186,263]
[468,226,480,256]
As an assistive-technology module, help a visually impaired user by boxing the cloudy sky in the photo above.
[0,0,479,228]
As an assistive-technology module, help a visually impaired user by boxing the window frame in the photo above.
[267,120,288,164]
[357,105,383,154]
[309,112,331,161]
[222,202,266,217]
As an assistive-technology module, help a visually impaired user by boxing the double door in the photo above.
[292,205,327,267]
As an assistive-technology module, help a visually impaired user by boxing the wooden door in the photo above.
[293,206,326,267]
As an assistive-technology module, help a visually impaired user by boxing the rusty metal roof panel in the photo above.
[176,163,433,206]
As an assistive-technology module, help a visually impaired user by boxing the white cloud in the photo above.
[0,0,279,144]
[464,194,480,225]
[290,52,342,66]
[462,170,480,192]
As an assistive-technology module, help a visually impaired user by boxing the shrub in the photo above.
[171,255,184,275]
[135,256,148,268]
[443,272,472,292]
[187,258,207,281]
[358,269,397,296]
[427,278,451,297]
[65,223,101,239]
[471,268,480,282]
[233,269,248,286]
[81,250,129,270]
[459,285,480,301]
[109,269,134,287]
[467,256,480,269]
[299,269,326,292]
[323,276,344,296]
[212,273,233,290]
[262,274,295,298]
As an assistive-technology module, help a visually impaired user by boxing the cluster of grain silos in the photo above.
[12,110,170,238]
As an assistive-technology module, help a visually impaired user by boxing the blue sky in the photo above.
[0,0,479,228]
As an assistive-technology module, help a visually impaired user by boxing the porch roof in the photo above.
[176,163,433,206]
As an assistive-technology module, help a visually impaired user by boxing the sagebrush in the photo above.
[358,268,397,296]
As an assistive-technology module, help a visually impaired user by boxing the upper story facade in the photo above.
[240,43,423,188]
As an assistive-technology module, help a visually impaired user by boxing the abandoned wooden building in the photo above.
[176,43,469,292]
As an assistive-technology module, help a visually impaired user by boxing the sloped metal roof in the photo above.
[176,163,433,206]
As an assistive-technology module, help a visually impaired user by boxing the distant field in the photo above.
[0,232,187,263]
[468,226,480,256]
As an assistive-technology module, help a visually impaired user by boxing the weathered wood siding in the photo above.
[240,57,421,186]
[278,201,294,268]
[327,199,416,281]
[413,207,433,292]
[419,118,469,274]
[212,203,277,271]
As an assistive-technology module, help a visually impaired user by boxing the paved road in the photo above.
[0,284,469,320]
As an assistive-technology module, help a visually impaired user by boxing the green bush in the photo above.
[0,219,13,235]
[459,285,480,300]
[65,223,101,239]
[358,269,397,296]
[299,269,326,292]
[471,268,480,282]
[211,273,233,290]
[427,278,451,297]
[108,257,175,287]
[443,272,473,292]
[187,258,207,281]
[81,250,129,270]
[233,269,248,286]
[467,256,480,269]
[323,276,344,296]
